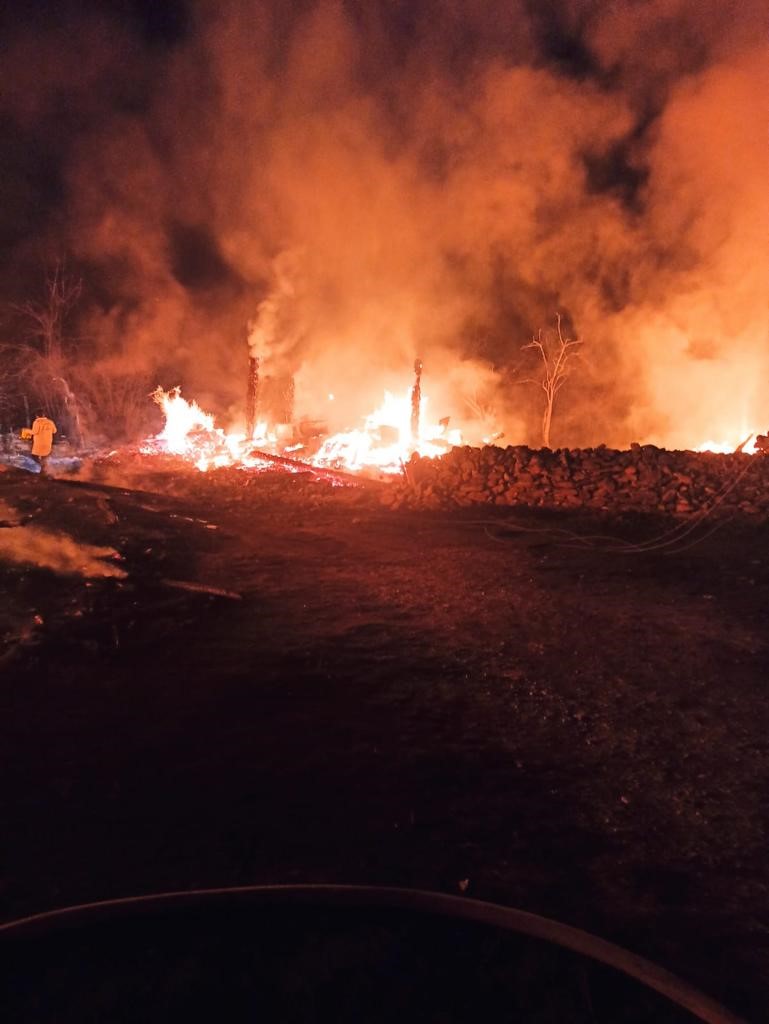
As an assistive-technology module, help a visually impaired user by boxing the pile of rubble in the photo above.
[383,444,769,517]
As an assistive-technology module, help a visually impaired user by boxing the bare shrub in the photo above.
[72,367,159,446]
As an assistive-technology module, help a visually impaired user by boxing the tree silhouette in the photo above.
[521,313,582,448]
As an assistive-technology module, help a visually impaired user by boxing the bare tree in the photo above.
[14,260,82,361]
[73,366,157,444]
[10,261,87,446]
[521,313,582,448]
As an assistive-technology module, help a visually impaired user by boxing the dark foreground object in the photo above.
[1,886,728,1023]
[1,468,767,1019]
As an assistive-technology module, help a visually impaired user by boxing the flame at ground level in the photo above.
[696,430,758,455]
[144,386,463,475]
[143,386,762,476]
[312,390,462,473]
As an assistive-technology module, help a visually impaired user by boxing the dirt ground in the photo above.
[1,464,767,1019]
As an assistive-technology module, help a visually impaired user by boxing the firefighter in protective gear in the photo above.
[31,411,57,473]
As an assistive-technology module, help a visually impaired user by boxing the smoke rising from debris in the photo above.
[1,0,767,446]
[0,521,126,578]
[246,250,305,371]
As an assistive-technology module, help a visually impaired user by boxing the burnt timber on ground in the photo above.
[0,466,767,1019]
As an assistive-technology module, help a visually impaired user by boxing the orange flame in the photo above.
[695,426,758,455]
[145,385,461,475]
[312,390,461,473]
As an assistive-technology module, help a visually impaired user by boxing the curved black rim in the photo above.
[0,884,744,1024]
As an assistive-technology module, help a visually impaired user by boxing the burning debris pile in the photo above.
[387,444,769,518]
[133,373,465,481]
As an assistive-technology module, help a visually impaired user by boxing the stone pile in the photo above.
[382,444,769,517]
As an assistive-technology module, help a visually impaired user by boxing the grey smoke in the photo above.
[0,513,126,578]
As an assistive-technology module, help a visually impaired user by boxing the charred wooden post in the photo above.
[283,375,295,424]
[411,357,423,442]
[245,354,259,439]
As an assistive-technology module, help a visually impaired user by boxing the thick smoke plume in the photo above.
[1,0,767,447]
[247,250,304,369]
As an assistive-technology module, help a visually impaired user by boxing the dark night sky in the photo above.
[0,2,187,275]
[0,1,766,446]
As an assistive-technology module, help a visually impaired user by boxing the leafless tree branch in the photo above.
[520,313,582,447]
[11,260,83,361]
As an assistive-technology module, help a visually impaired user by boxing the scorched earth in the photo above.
[0,459,767,1019]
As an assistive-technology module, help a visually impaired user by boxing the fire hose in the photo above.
[0,884,745,1023]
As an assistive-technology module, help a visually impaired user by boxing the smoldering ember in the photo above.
[1,2,768,1022]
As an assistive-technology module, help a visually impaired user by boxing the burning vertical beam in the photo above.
[411,358,423,442]
[284,375,295,424]
[246,354,259,439]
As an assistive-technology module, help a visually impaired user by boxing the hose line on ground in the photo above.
[0,883,745,1024]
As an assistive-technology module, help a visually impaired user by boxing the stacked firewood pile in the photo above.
[383,444,769,516]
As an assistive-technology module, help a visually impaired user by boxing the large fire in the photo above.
[144,385,462,476]
[312,391,461,473]
[145,387,275,473]
[143,383,761,478]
